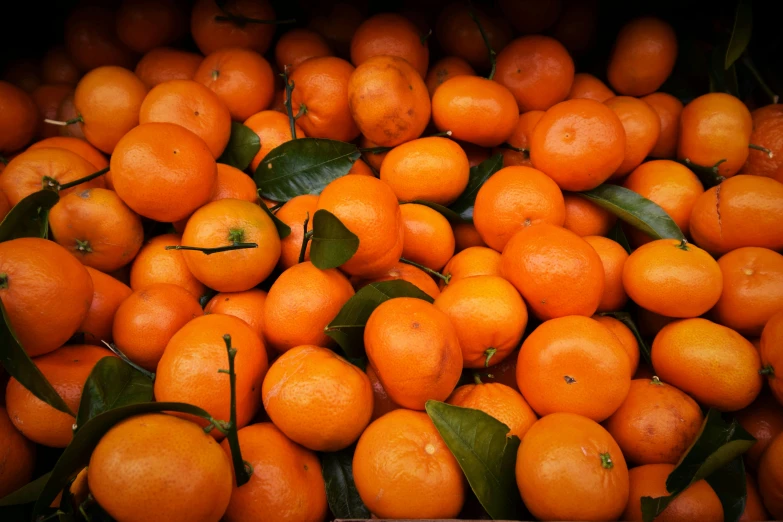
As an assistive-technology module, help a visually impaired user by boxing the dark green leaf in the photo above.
[0,190,59,242]
[255,138,360,201]
[309,209,359,270]
[75,357,154,431]
[449,154,504,221]
[725,0,753,70]
[705,457,747,522]
[0,472,51,506]
[425,400,522,520]
[578,185,684,241]
[325,280,434,359]
[598,311,652,366]
[321,446,371,519]
[259,197,291,239]
[608,221,632,254]
[410,200,466,223]
[0,300,73,415]
[217,122,261,171]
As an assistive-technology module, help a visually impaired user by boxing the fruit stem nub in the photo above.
[759,364,775,376]
[44,115,83,126]
[600,452,614,469]
[298,212,311,264]
[0,273,7,289]
[473,372,483,385]
[676,238,689,251]
[748,143,774,158]
[484,348,497,368]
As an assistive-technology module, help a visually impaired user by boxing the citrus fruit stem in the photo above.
[0,273,7,289]
[44,115,83,126]
[358,145,393,154]
[299,212,312,264]
[101,341,156,381]
[600,452,614,469]
[75,239,92,254]
[420,28,432,45]
[473,372,483,385]
[165,243,258,255]
[53,167,110,192]
[221,334,253,487]
[741,55,780,104]
[650,375,663,386]
[676,238,689,251]
[399,257,451,284]
[498,143,529,156]
[760,364,775,376]
[484,347,497,367]
[280,69,299,140]
[748,143,774,159]
[467,3,497,80]
[429,130,453,138]
[679,158,726,188]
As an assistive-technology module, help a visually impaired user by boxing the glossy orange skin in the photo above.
[352,262,441,300]
[347,158,374,176]
[381,137,470,205]
[219,423,327,522]
[273,194,319,270]
[567,73,614,102]
[499,0,562,34]
[530,98,626,191]
[607,17,678,97]
[431,75,519,147]
[474,166,566,252]
[494,110,544,167]
[592,315,640,375]
[359,134,389,171]
[212,164,258,203]
[353,409,465,519]
[562,192,616,236]
[744,104,783,182]
[761,310,783,405]
[0,406,35,498]
[366,364,401,421]
[274,28,332,73]
[516,412,629,521]
[245,110,305,172]
[435,5,511,69]
[501,224,605,320]
[759,432,783,519]
[653,318,763,411]
[350,13,429,78]
[134,47,204,89]
[495,36,575,112]
[130,233,207,300]
[605,96,661,176]
[623,239,722,318]
[205,289,267,342]
[41,46,80,86]
[0,238,94,357]
[28,136,109,171]
[79,267,133,345]
[425,56,475,97]
[689,175,783,254]
[6,345,113,447]
[440,246,502,289]
[64,6,136,72]
[191,0,276,56]
[453,222,488,251]
[31,84,73,139]
[400,204,455,271]
[115,0,186,54]
[735,392,783,468]
[584,236,629,312]
[449,382,537,438]
[0,81,37,153]
[742,473,771,521]
[678,93,753,177]
[348,55,431,148]
[643,92,684,158]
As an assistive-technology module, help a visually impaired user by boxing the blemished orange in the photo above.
[449,381,537,438]
[219,423,328,522]
[689,175,783,254]
[399,204,455,271]
[366,364,401,421]
[115,0,186,54]
[352,261,441,300]
[134,47,204,89]
[440,246,502,289]
[381,137,470,205]
[262,345,373,451]
[41,46,80,86]
[6,344,113,447]
[348,55,431,147]
[562,192,617,236]
[130,233,207,300]
[494,110,544,167]
[623,464,723,522]
[591,315,640,376]
[584,236,629,312]
[453,222,488,251]
[350,13,429,78]
[642,92,684,158]
[499,0,562,34]
[425,56,475,97]
[205,289,267,341]
[31,83,73,139]
[0,238,94,357]
[316,175,405,278]
[0,405,35,498]
[653,318,763,411]
[435,4,510,69]
[761,310,783,404]
[567,73,614,102]
[27,136,109,172]
[501,224,605,320]
[88,413,232,522]
[353,409,465,519]
[190,0,276,56]
[758,431,783,519]
[743,473,771,522]
[264,262,355,353]
[155,314,268,435]
[605,96,661,176]
[194,47,275,122]
[607,17,678,96]
[431,75,519,148]
[112,283,203,372]
[473,165,566,252]
[517,316,631,421]
[623,239,722,318]
[273,194,319,270]
[274,28,332,73]
[744,104,783,182]
[516,412,629,521]
[79,266,133,345]
[64,6,136,72]
[530,98,626,191]
[735,392,783,468]
[245,110,306,172]
[365,298,462,410]
[678,93,753,177]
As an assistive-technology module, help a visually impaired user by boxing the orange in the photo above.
[567,73,614,102]
[495,35,575,112]
[204,289,267,342]
[353,409,465,519]
[316,175,405,278]
[607,17,678,96]
[689,175,783,254]
[440,246,502,289]
[219,423,327,522]
[348,55,431,147]
[743,473,771,521]
[435,4,511,69]
[605,96,662,176]
[623,239,722,318]
[262,345,373,451]
[130,233,207,300]
[190,0,276,56]
[653,318,763,411]
[494,110,544,167]
[350,13,429,78]
[425,56,475,97]
[56,93,86,139]
[0,190,10,222]
[111,122,217,222]
[155,314,268,434]
[41,46,80,86]
[352,261,441,300]
[473,165,566,252]
[366,364,401,421]
[0,81,37,153]
[449,381,536,437]
[28,136,109,172]
[272,194,318,270]
[642,92,684,159]
[88,413,232,522]
[562,192,617,236]
[584,236,629,312]
[264,262,354,353]
[530,98,626,191]
[134,47,204,89]
[6,344,112,447]
[79,266,133,345]
[736,392,783,468]
[210,163,258,202]
[245,111,306,173]
[431,75,519,147]
[744,104,783,182]
[467,347,521,390]
[501,224,605,320]
[347,158,374,176]
[453,222,488,251]
[0,405,35,498]
[516,412,629,521]
[499,0,562,34]
[0,238,93,357]
[380,136,470,205]
[359,134,389,172]
[399,204,455,271]
[274,28,332,73]
[115,0,187,54]
[31,83,73,139]
[592,315,640,376]
[761,310,783,404]
[308,3,364,56]
[758,432,783,519]
[64,6,136,72]
[194,48,275,122]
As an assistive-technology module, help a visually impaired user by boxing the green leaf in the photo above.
[217,122,261,171]
[449,154,504,221]
[259,198,291,239]
[321,446,371,519]
[325,280,434,359]
[425,400,523,520]
[75,357,154,431]
[309,209,359,270]
[608,221,632,254]
[0,190,59,242]
[578,185,684,241]
[410,200,466,223]
[0,299,73,415]
[255,138,360,201]
[598,311,652,366]
[705,457,747,522]
[725,0,753,70]
[0,472,51,506]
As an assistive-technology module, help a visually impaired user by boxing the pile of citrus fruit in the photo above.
[0,1,782,521]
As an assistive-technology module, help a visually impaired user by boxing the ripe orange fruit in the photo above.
[440,246,502,288]
[425,56,475,97]
[530,98,626,191]
[31,84,73,139]
[352,261,441,300]
[467,346,523,391]
[209,163,259,203]
[204,289,267,341]
[79,266,133,345]
[245,110,305,172]
[448,381,536,437]
[55,93,86,139]
[350,13,429,78]
[592,315,640,376]
[399,204,455,271]
[744,104,783,182]
[64,6,136,72]
[0,238,93,357]
[605,96,661,176]
[435,4,511,69]
[353,409,465,519]
[0,190,10,222]
[274,28,331,73]
[366,364,401,421]
[607,17,678,96]
[743,473,771,521]
[359,134,389,171]
[760,310,783,405]
[115,0,186,54]
[642,92,684,158]
[134,47,204,89]
[264,262,354,353]
[584,236,629,312]
[130,233,207,300]
[190,0,276,56]
[41,46,80,86]
[516,412,629,521]
[758,432,783,519]
[272,194,318,270]
[453,222,488,251]
[27,136,109,172]
[0,405,35,498]
[567,73,614,102]
[494,110,544,167]
[562,192,617,236]
[735,392,783,468]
